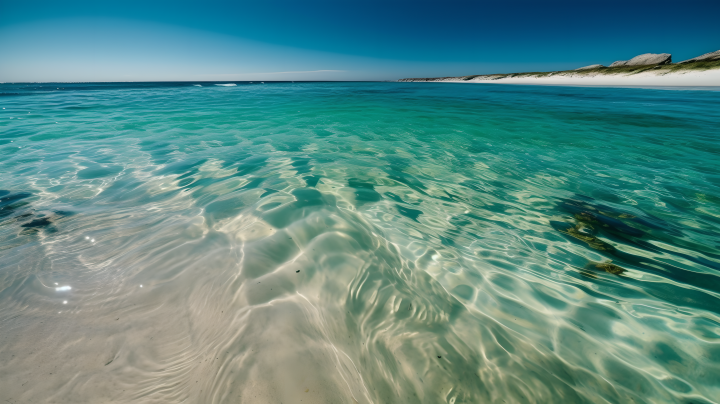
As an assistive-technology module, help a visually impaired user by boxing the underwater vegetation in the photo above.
[0,190,32,219]
[591,260,625,275]
[586,260,626,276]
[557,195,673,238]
[552,221,617,253]
[0,190,72,235]
[552,195,684,278]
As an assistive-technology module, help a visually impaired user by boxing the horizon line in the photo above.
[0,80,396,84]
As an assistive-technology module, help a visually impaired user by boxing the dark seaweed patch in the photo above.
[557,196,666,238]
[20,217,52,228]
[53,210,74,217]
[0,191,32,219]
[551,221,616,252]
[0,191,32,207]
[575,212,644,238]
[585,261,626,275]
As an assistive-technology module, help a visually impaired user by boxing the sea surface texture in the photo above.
[1,82,720,404]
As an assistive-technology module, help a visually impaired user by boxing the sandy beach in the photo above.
[404,68,720,87]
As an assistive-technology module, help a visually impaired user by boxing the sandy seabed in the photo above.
[2,82,720,404]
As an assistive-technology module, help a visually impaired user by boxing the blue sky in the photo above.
[1,0,719,82]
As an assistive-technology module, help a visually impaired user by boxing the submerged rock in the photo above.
[587,260,626,275]
[678,50,720,63]
[575,64,605,70]
[609,53,672,67]
[551,221,616,252]
[557,197,645,237]
[574,211,644,237]
[565,227,616,251]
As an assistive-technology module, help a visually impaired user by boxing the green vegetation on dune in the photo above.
[667,59,720,71]
[567,59,720,76]
[570,65,665,76]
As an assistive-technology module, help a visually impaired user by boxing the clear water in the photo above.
[1,82,720,404]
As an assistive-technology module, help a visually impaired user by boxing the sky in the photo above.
[1,0,719,82]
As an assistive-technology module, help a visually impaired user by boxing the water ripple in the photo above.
[1,82,719,403]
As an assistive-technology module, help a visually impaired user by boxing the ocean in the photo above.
[1,82,719,403]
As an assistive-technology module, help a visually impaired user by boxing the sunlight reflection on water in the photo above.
[0,82,719,403]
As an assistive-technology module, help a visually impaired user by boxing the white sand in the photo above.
[416,69,720,87]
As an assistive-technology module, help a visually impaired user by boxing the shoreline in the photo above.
[400,67,720,87]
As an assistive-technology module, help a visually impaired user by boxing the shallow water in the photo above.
[1,82,720,404]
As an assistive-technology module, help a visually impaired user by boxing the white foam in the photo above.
[215,84,236,87]
[193,84,202,87]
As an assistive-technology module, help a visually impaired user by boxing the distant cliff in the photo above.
[399,50,720,83]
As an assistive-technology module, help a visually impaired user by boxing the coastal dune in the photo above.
[405,69,720,86]
[400,50,720,86]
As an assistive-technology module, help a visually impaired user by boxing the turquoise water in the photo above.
[1,82,720,404]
